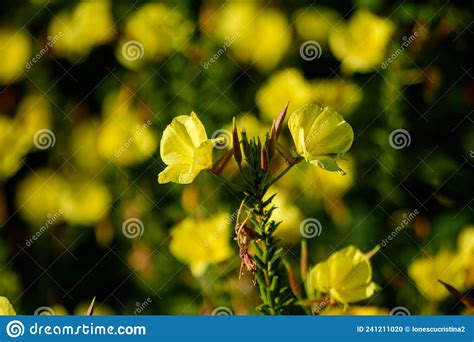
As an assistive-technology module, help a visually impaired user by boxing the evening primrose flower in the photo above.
[0,296,16,315]
[408,249,467,301]
[118,3,194,69]
[309,246,379,306]
[256,69,313,121]
[0,28,31,84]
[49,0,115,58]
[158,112,214,184]
[169,214,233,277]
[329,10,395,73]
[288,103,354,172]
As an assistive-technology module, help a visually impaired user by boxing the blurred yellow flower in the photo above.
[329,10,395,73]
[118,3,194,69]
[0,296,15,315]
[270,186,303,243]
[212,2,290,72]
[0,94,53,179]
[62,179,111,225]
[158,112,214,184]
[304,157,355,198]
[16,168,66,224]
[98,92,157,166]
[312,79,363,116]
[49,0,115,58]
[169,213,233,277]
[322,305,388,315]
[288,103,354,172]
[16,94,52,140]
[0,117,29,179]
[309,246,379,306]
[70,120,104,173]
[256,69,313,121]
[0,28,31,84]
[293,7,341,44]
[408,249,466,301]
[457,225,474,257]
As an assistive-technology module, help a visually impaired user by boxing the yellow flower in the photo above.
[408,249,466,302]
[118,3,194,69]
[329,10,395,73]
[62,179,111,225]
[269,186,303,243]
[158,112,214,184]
[309,246,379,306]
[288,103,354,172]
[16,168,66,224]
[0,296,16,315]
[169,214,233,277]
[303,157,355,198]
[49,0,115,58]
[312,79,363,116]
[458,225,474,257]
[97,92,157,166]
[212,2,290,72]
[293,7,341,44]
[322,305,388,315]
[0,28,31,84]
[256,69,313,121]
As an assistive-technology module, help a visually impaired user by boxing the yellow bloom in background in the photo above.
[16,168,66,224]
[49,0,115,58]
[312,79,363,116]
[457,225,474,257]
[0,296,16,315]
[256,69,313,121]
[158,112,214,184]
[70,120,104,173]
[288,103,354,172]
[0,94,53,179]
[212,1,290,73]
[269,186,303,243]
[97,92,157,166]
[0,28,31,84]
[329,10,395,74]
[62,179,111,225]
[169,213,233,277]
[16,94,52,140]
[408,249,466,302]
[303,157,355,198]
[293,7,341,44]
[118,3,194,69]
[322,306,388,315]
[0,117,29,179]
[309,246,379,306]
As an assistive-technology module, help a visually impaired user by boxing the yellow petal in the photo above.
[158,164,197,184]
[0,297,16,315]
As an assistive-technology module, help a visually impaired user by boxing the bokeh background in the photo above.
[0,0,473,315]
